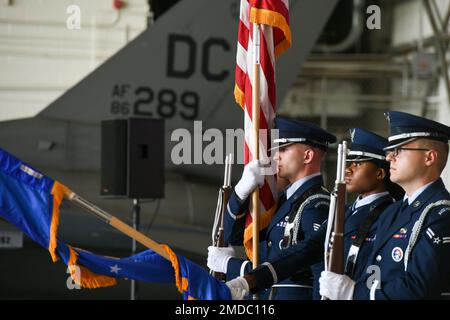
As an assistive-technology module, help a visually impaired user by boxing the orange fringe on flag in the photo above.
[234,84,246,110]
[48,183,116,288]
[250,7,292,57]
[243,204,277,261]
[48,181,69,262]
[161,244,196,300]
[67,246,117,289]
[48,182,193,296]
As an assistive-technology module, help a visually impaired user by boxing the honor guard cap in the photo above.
[347,128,388,167]
[384,111,450,150]
[271,116,336,152]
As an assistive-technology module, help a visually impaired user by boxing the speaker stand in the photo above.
[130,198,140,300]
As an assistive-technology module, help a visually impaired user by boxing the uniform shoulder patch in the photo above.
[314,200,330,209]
[437,207,450,216]
[425,226,450,246]
[424,202,450,222]
[300,193,330,210]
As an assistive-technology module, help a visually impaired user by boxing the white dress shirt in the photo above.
[351,191,390,214]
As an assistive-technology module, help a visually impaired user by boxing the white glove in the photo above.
[234,160,265,200]
[226,277,250,300]
[319,271,355,300]
[207,245,235,273]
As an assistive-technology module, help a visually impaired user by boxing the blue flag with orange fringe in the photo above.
[0,146,231,300]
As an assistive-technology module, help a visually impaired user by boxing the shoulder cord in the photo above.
[292,192,330,245]
[404,200,450,271]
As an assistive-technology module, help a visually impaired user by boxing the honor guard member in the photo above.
[320,111,450,300]
[208,116,336,300]
[343,129,404,279]
[225,128,403,299]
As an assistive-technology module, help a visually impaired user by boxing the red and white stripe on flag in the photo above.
[234,0,291,259]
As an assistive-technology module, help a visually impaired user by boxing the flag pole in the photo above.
[64,190,170,261]
[251,22,261,269]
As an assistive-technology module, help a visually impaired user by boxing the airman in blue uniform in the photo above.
[320,111,450,300]
[343,128,403,279]
[207,116,336,300]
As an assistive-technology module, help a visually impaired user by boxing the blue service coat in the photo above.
[353,178,450,299]
[224,175,329,300]
[246,193,394,293]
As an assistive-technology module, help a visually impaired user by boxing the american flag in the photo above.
[234,0,291,260]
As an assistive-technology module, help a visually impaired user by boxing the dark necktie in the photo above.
[402,199,409,211]
[400,199,409,213]
[279,191,287,206]
[351,200,358,213]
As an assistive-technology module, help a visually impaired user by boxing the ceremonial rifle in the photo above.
[210,153,233,281]
[324,141,348,276]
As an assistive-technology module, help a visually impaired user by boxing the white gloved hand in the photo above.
[234,160,265,200]
[226,277,250,300]
[207,245,235,273]
[319,271,355,300]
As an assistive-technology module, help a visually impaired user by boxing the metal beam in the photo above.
[391,33,450,55]
[444,5,450,30]
[430,0,444,27]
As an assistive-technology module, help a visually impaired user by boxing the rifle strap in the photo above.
[344,198,392,277]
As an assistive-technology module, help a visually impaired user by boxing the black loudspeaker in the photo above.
[101,118,165,199]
